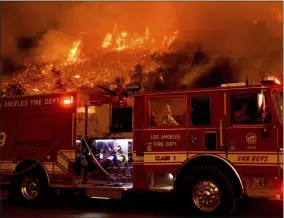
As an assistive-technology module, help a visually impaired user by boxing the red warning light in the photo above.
[63,96,73,105]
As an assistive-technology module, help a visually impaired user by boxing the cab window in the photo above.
[149,97,185,126]
[191,97,211,125]
[230,93,271,124]
[111,107,132,132]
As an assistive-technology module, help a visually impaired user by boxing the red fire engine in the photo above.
[0,77,282,215]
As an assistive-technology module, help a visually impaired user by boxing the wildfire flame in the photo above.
[102,34,112,48]
[66,40,82,63]
[2,26,179,95]
[101,27,178,52]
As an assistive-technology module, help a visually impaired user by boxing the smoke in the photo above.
[1,2,181,62]
[0,2,282,89]
[175,2,283,85]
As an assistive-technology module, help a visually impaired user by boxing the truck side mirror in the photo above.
[257,92,266,121]
[262,124,274,138]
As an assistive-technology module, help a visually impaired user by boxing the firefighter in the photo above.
[88,139,99,173]
[80,136,93,183]
[73,138,83,184]
[128,141,133,165]
[107,83,127,105]
[152,104,179,126]
[233,103,251,124]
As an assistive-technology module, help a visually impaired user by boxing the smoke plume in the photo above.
[0,2,282,91]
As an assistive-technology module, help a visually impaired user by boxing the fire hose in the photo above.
[81,136,117,181]
[0,141,58,176]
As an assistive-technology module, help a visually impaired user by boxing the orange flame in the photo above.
[2,26,179,95]
[102,34,112,48]
[101,27,178,52]
[66,40,82,63]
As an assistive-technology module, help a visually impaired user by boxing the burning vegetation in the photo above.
[1,27,179,95]
[0,2,282,96]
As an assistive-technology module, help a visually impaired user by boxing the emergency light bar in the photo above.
[221,82,246,87]
[63,96,74,105]
[260,76,281,85]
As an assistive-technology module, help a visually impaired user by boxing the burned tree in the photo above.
[192,47,209,67]
[52,67,67,91]
[4,84,27,96]
[131,64,144,84]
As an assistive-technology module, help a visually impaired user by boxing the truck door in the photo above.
[188,91,226,154]
[225,89,279,167]
[143,95,188,172]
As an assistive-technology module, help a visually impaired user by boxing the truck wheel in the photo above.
[183,166,238,215]
[12,169,48,204]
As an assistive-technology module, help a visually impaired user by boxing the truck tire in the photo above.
[182,165,238,216]
[11,168,48,205]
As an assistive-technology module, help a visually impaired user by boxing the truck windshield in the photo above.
[274,91,283,123]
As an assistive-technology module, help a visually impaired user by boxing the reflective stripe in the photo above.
[132,152,143,162]
[228,153,278,164]
[57,154,69,171]
[144,153,187,163]
[234,163,278,167]
[141,151,280,166]
[279,153,283,164]
[59,150,75,161]
[0,161,67,174]
[42,162,66,174]
[144,162,181,166]
[0,161,16,171]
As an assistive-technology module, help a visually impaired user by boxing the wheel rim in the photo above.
[192,180,221,212]
[21,176,40,200]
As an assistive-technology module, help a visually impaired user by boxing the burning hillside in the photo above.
[0,2,282,96]
[101,27,178,52]
[1,27,180,95]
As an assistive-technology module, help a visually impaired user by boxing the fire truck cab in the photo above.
[0,77,282,215]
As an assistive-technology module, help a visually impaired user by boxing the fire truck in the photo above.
[0,77,283,215]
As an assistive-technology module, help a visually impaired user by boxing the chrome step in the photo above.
[149,185,173,192]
